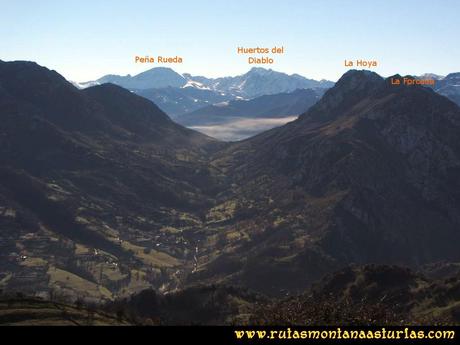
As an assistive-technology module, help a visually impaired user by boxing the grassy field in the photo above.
[120,240,181,268]
[19,256,48,267]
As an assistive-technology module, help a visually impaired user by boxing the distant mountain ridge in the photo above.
[433,73,460,106]
[78,67,334,99]
[134,86,234,118]
[77,69,460,108]
[176,88,325,126]
[416,73,460,106]
[181,67,334,98]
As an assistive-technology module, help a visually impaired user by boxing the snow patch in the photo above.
[182,80,211,90]
[71,81,101,89]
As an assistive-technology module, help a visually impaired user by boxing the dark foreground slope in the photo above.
[254,264,460,325]
[3,264,459,325]
[0,61,224,301]
[192,70,460,295]
[0,297,131,325]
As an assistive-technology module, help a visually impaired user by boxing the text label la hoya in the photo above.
[344,59,378,67]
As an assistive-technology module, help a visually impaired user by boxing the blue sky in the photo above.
[1,0,459,81]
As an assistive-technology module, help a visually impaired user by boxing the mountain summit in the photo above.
[300,69,385,122]
[79,67,187,90]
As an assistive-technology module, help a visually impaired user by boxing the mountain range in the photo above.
[75,68,460,143]
[1,60,460,323]
[134,86,233,119]
[175,88,325,126]
[79,68,460,109]
[78,67,334,99]
[75,68,334,126]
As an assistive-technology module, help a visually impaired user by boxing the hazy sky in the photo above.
[1,0,459,82]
